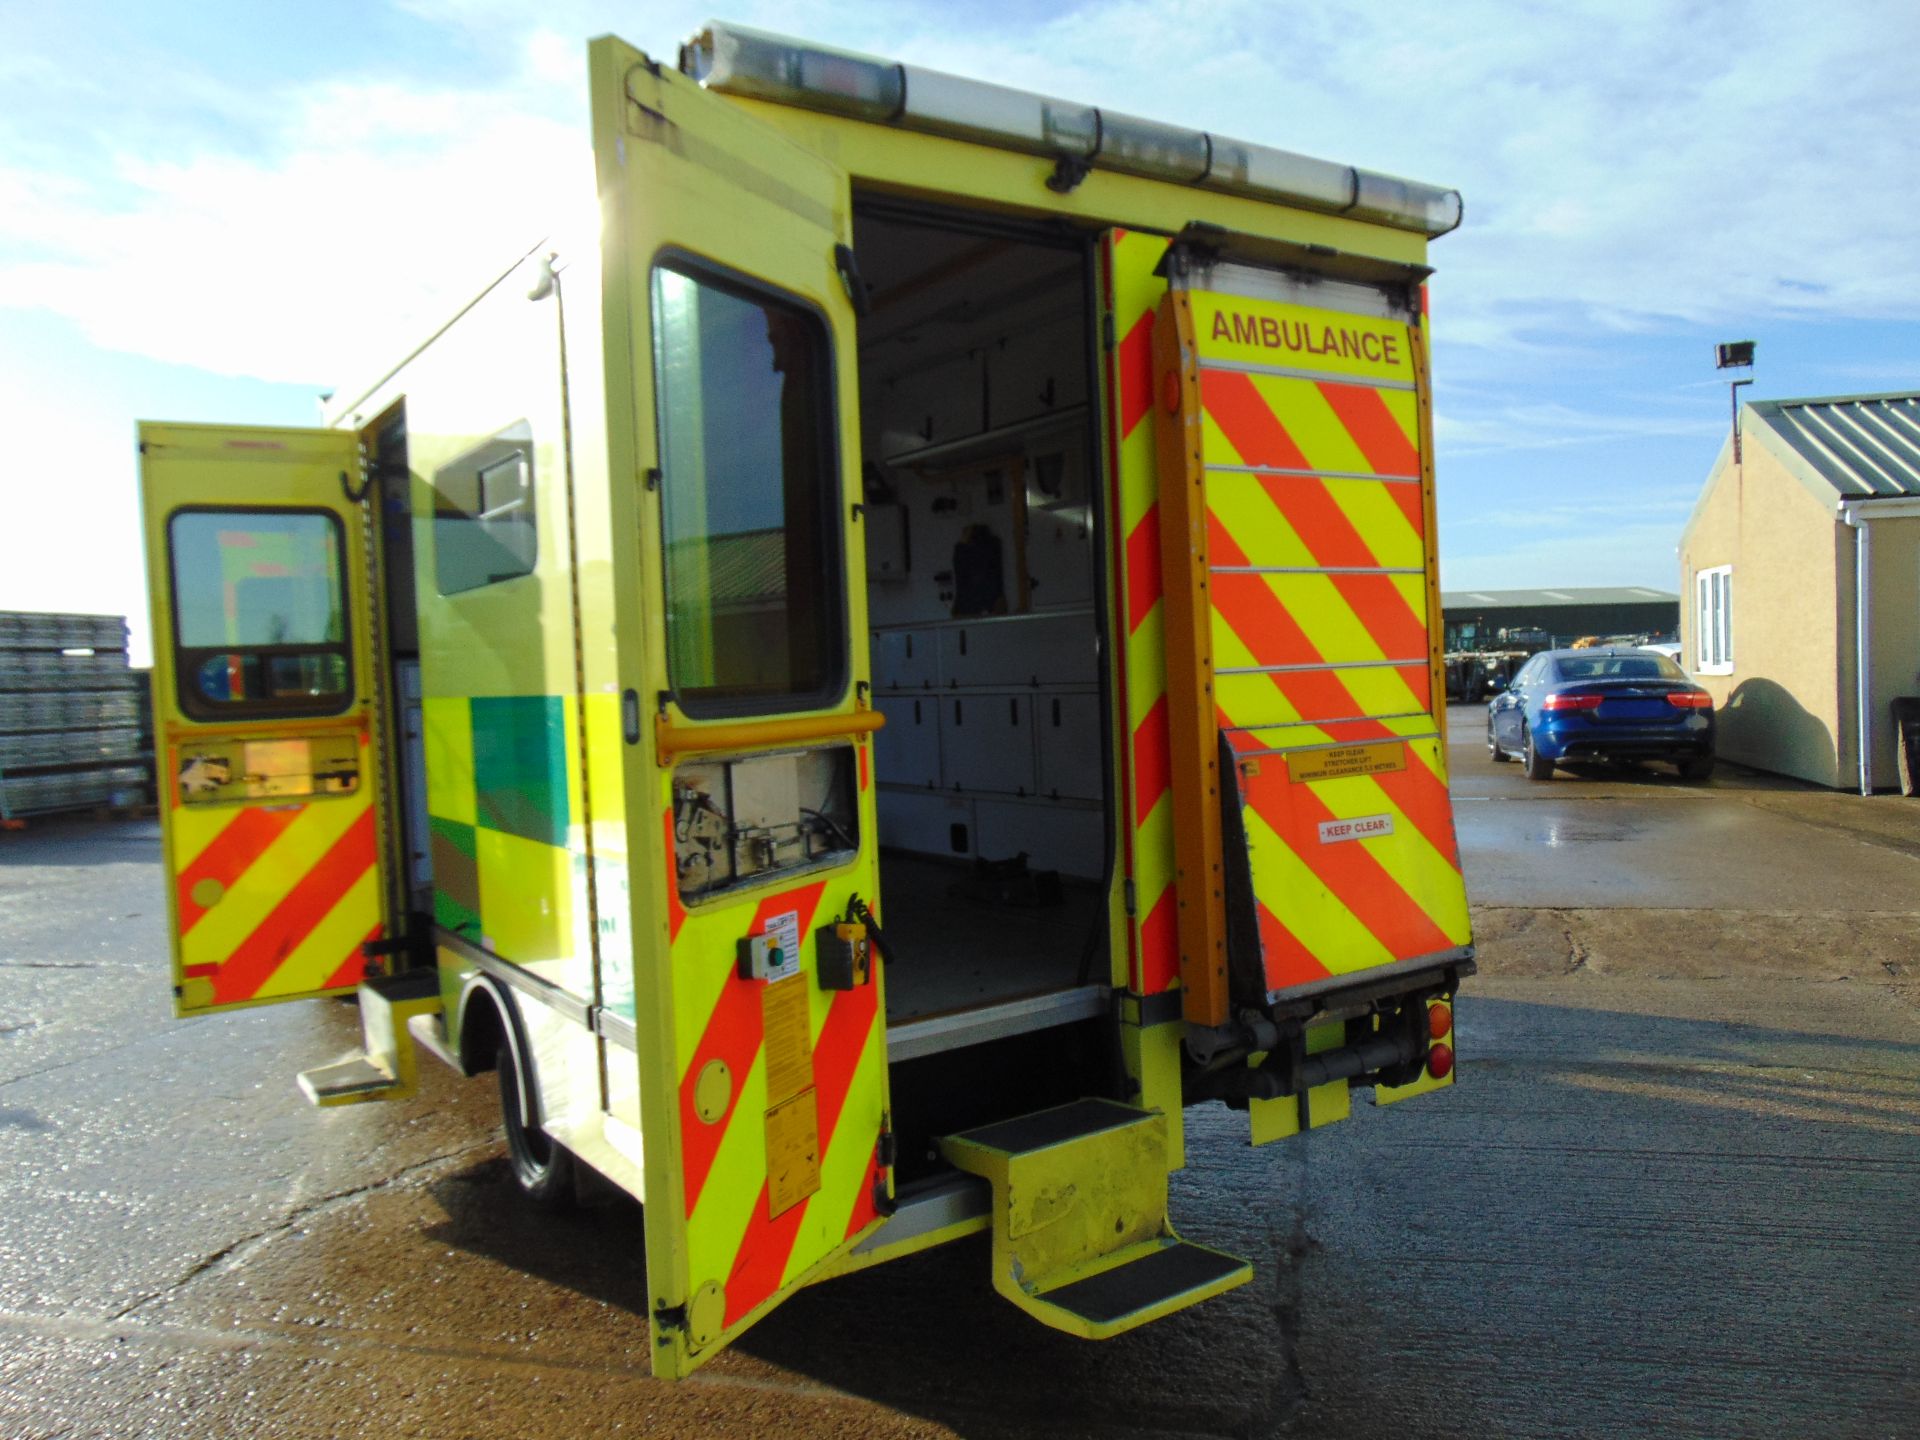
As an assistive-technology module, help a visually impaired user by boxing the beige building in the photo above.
[1679,393,1920,791]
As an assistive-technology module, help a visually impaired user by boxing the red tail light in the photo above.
[1667,691,1712,709]
[1426,1042,1454,1079]
[1542,692,1603,712]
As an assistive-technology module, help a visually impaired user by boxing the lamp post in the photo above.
[1716,340,1755,464]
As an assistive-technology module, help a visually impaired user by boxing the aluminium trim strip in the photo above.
[1197,356,1418,392]
[1217,657,1428,675]
[887,984,1109,1063]
[1205,462,1420,485]
[439,925,606,1036]
[1226,710,1429,730]
[1211,565,1427,577]
[1232,731,1440,759]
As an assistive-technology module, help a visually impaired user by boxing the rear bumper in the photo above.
[1537,716,1713,762]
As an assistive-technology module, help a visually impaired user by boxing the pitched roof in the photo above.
[1441,586,1678,610]
[1749,392,1920,500]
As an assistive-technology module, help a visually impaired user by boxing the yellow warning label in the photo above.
[761,974,814,1106]
[766,1088,821,1219]
[1288,741,1407,784]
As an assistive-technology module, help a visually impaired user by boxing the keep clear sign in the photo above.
[1318,813,1395,845]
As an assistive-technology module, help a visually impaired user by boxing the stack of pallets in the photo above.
[0,612,152,821]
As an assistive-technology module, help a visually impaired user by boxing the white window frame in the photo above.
[1694,565,1733,674]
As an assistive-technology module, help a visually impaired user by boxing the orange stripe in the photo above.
[664,811,686,943]
[1137,885,1178,994]
[1252,474,1378,567]
[207,809,377,1006]
[1316,381,1419,478]
[319,923,383,992]
[1118,309,1157,439]
[1254,899,1330,991]
[1208,521,1359,720]
[1131,695,1171,826]
[1125,503,1163,633]
[1369,747,1462,869]
[1201,370,1311,470]
[679,881,828,1218]
[724,978,877,1326]
[1328,572,1429,660]
[176,806,304,933]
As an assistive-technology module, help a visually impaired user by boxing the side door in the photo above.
[139,424,390,1015]
[589,40,890,1378]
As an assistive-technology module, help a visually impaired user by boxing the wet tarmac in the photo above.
[2,725,1916,1438]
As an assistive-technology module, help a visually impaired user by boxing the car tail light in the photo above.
[1428,1001,1452,1039]
[1426,1042,1454,1079]
[1667,691,1712,709]
[1541,692,1604,712]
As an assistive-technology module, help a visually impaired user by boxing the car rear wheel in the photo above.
[1677,756,1715,783]
[1488,721,1509,762]
[1522,725,1555,781]
[498,1042,574,1208]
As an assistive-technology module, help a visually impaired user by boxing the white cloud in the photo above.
[0,64,587,388]
[4,1,1915,386]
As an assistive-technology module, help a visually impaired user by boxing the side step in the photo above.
[296,969,443,1107]
[939,1098,1250,1339]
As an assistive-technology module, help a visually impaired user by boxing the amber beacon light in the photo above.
[681,22,1464,237]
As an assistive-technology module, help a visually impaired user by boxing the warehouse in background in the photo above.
[0,612,152,823]
[1441,586,1679,653]
[1680,392,1920,793]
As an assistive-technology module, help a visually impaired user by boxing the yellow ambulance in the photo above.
[138,22,1472,1378]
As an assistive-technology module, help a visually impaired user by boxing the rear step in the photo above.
[296,969,442,1107]
[939,1098,1250,1338]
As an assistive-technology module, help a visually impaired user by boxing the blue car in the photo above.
[1487,647,1715,781]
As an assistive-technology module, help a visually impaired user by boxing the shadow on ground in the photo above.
[418,994,1919,1439]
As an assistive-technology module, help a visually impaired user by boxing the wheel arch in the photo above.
[455,974,539,1129]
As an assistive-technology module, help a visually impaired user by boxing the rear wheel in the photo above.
[1522,725,1555,782]
[1487,720,1509,762]
[497,1042,574,1208]
[1677,756,1715,783]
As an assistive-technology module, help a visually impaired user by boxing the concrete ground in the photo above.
[1,713,1915,1438]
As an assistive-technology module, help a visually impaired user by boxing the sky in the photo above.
[5,0,1919,664]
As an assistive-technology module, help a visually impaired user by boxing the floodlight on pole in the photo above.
[1716,340,1755,463]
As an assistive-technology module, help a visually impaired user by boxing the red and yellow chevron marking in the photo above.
[1102,228,1180,997]
[166,731,382,1011]
[1221,720,1468,993]
[1156,279,1468,1003]
[662,817,887,1357]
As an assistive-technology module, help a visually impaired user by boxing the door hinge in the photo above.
[834,243,872,318]
[1123,877,1137,916]
[643,466,661,491]
[1102,312,1116,353]
[653,1300,687,1340]
[876,1127,896,1168]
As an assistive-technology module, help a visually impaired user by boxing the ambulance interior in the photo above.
[850,206,1114,1079]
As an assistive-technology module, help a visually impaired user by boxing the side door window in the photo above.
[168,508,352,720]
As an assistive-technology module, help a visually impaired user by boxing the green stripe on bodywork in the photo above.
[429,815,481,937]
[472,695,570,847]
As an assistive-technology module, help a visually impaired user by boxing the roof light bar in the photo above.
[681,22,1462,238]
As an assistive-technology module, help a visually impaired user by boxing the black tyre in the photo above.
[1677,755,1715,783]
[1488,721,1510,762]
[1522,726,1555,782]
[497,1042,574,1208]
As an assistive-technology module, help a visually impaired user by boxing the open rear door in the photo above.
[589,37,890,1378]
[139,424,390,1015]
[1151,235,1471,1026]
